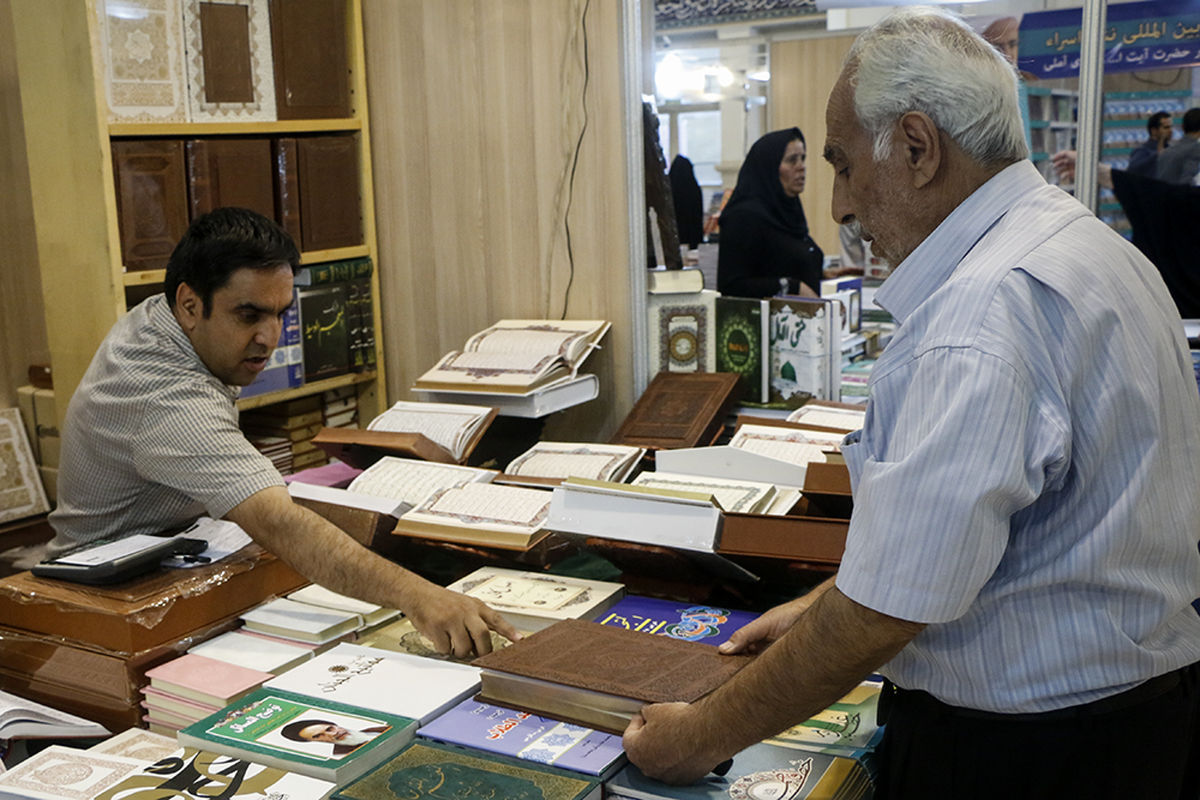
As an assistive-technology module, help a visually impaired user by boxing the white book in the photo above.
[415,373,601,419]
[446,567,626,632]
[785,403,866,433]
[287,584,401,627]
[241,597,362,644]
[97,746,336,799]
[0,689,108,740]
[630,471,777,514]
[264,643,481,725]
[396,481,552,549]
[188,629,315,674]
[88,727,179,762]
[0,745,144,800]
[347,456,494,507]
[504,442,644,483]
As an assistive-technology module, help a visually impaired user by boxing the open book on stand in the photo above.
[415,320,610,394]
[394,481,553,551]
[499,441,645,486]
[314,401,498,466]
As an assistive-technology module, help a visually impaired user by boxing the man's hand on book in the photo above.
[623,701,729,785]
[719,576,835,655]
[406,585,521,658]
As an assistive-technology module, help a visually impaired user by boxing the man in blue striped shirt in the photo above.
[624,8,1200,797]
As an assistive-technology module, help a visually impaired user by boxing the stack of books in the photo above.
[241,396,328,472]
[186,628,316,675]
[246,434,294,475]
[323,385,359,429]
[140,653,272,735]
[239,597,363,647]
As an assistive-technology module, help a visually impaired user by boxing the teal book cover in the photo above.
[178,688,417,784]
[715,296,768,403]
[333,740,600,800]
[767,297,834,408]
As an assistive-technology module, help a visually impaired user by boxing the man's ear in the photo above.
[896,110,941,189]
[175,282,202,331]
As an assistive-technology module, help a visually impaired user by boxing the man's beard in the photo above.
[335,730,374,747]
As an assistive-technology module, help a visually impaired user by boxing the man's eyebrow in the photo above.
[234,301,284,315]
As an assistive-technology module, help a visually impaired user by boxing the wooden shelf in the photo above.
[108,118,363,137]
[122,246,371,286]
[236,371,378,412]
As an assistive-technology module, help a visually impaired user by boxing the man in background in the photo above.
[623,8,1200,798]
[49,207,517,658]
[1157,107,1200,184]
[1128,110,1173,177]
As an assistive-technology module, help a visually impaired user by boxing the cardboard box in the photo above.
[0,544,305,653]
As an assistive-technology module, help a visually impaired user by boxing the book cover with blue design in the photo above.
[594,595,757,647]
[416,698,625,780]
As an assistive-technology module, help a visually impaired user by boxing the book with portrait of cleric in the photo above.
[445,567,625,633]
[414,320,610,394]
[178,687,417,784]
[332,740,601,800]
[472,619,754,734]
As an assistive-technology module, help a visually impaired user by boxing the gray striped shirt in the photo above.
[48,295,282,555]
[838,161,1200,712]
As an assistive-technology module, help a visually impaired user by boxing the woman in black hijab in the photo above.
[717,127,824,297]
[669,155,705,251]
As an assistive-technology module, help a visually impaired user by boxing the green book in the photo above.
[333,740,601,800]
[178,688,417,786]
[715,296,769,403]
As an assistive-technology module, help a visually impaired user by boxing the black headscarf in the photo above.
[723,128,810,239]
[669,155,705,249]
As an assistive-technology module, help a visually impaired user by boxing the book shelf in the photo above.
[1097,89,1195,239]
[10,0,386,431]
[1026,87,1078,185]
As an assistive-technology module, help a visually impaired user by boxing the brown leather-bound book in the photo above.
[197,1,254,103]
[269,0,350,120]
[111,140,189,271]
[610,371,742,451]
[472,618,753,734]
[185,138,276,220]
[297,134,362,251]
[272,137,303,244]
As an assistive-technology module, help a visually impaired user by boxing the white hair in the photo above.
[845,6,1029,165]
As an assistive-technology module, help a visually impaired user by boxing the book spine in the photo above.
[273,137,303,246]
[186,139,216,219]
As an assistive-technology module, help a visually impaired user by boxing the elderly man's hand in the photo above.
[405,583,520,659]
[623,702,729,785]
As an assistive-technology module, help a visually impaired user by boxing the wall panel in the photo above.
[769,35,857,257]
[363,0,634,440]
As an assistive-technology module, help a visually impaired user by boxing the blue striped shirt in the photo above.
[837,161,1200,713]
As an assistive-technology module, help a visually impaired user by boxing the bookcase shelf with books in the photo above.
[11,0,387,432]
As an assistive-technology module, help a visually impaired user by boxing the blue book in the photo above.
[607,740,869,800]
[417,698,625,780]
[594,595,757,647]
[240,289,303,398]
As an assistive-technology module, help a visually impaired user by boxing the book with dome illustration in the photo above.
[767,297,841,409]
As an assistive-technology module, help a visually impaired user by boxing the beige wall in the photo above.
[362,0,635,440]
[769,35,857,258]
[0,0,49,407]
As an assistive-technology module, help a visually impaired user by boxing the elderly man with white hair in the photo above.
[623,7,1200,798]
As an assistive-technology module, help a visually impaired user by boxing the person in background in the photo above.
[625,9,1200,798]
[669,154,705,254]
[1128,111,1173,177]
[717,128,823,297]
[1157,107,1200,185]
[48,207,518,659]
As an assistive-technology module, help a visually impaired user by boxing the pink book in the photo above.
[144,653,271,708]
[285,460,362,487]
[142,713,184,732]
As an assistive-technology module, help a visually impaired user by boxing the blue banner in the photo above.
[1019,0,1200,78]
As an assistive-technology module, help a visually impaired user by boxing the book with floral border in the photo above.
[332,740,601,800]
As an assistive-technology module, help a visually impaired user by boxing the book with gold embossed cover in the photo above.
[333,740,600,800]
[472,619,753,734]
